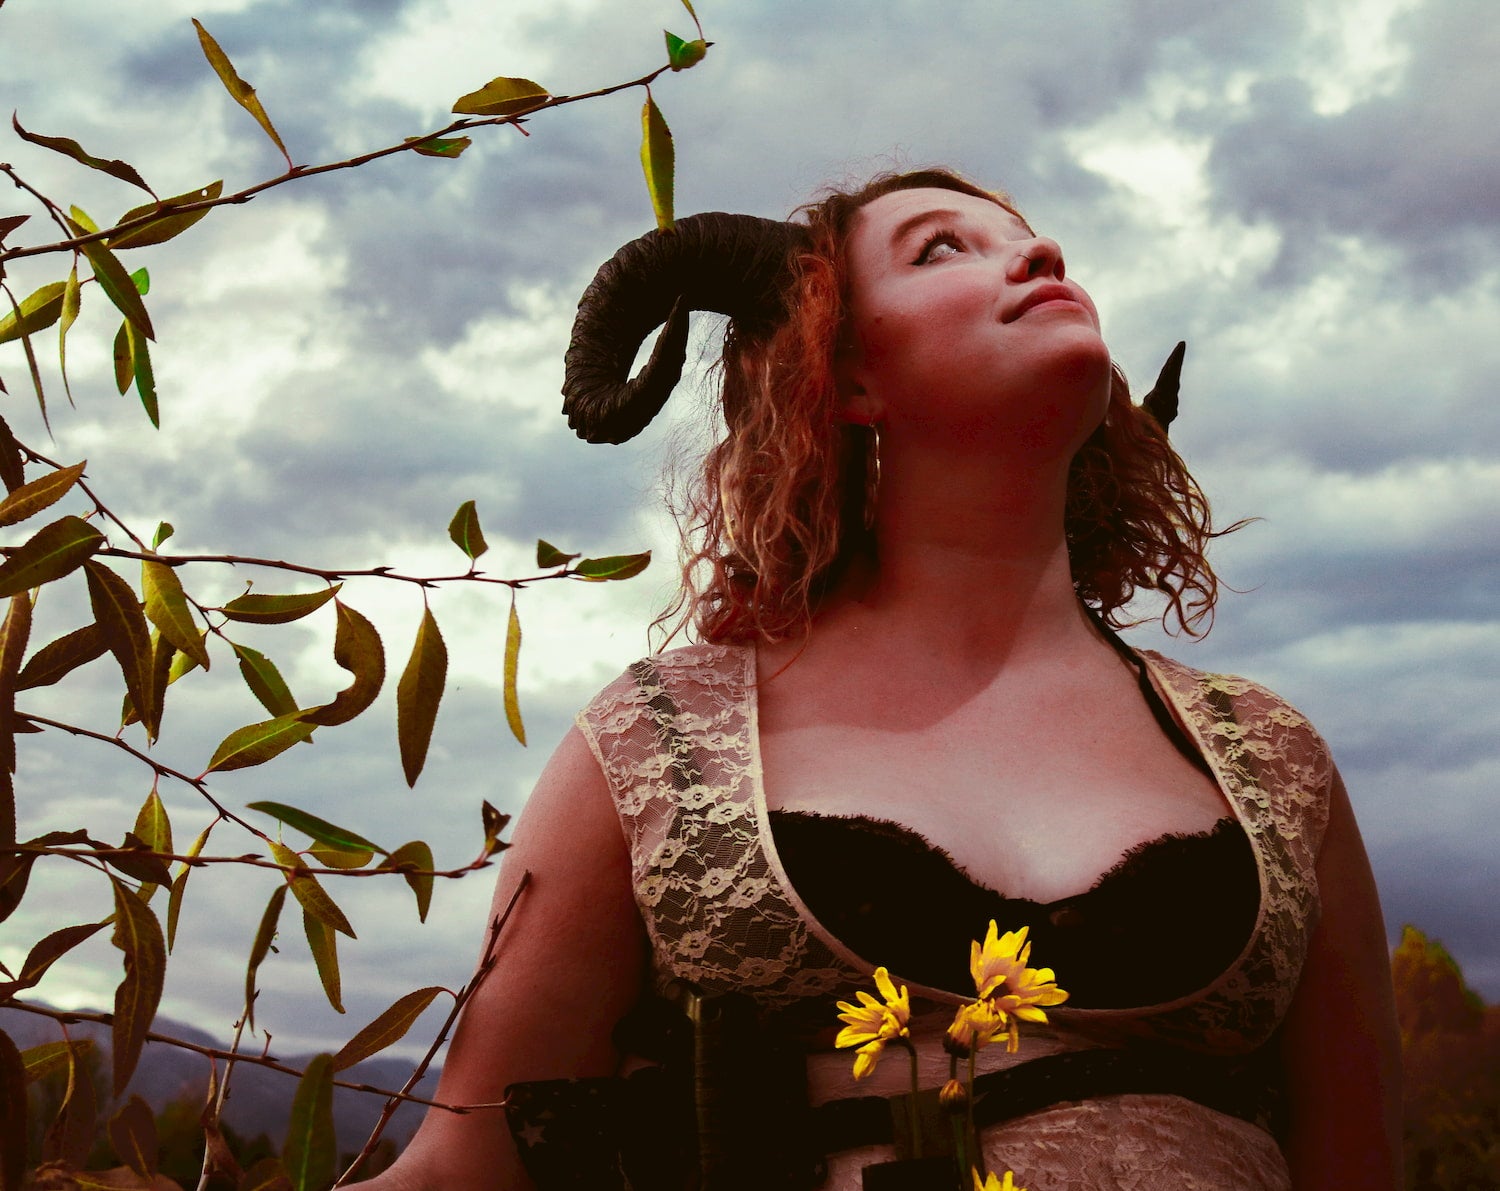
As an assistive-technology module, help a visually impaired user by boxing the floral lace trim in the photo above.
[575,643,1334,1055]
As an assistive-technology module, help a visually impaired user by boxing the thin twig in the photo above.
[13,841,496,881]
[335,870,532,1185]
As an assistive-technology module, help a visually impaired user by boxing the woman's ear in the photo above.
[835,340,880,425]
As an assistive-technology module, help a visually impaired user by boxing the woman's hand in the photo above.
[1278,767,1402,1189]
[363,726,647,1190]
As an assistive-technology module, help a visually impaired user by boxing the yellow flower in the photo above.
[992,964,1069,1026]
[970,920,1031,999]
[973,1170,1025,1191]
[835,967,911,1079]
[945,997,1010,1057]
[939,1078,968,1111]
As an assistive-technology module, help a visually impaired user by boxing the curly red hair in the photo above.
[661,169,1235,644]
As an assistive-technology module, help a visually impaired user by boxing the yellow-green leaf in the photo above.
[166,823,212,954]
[205,711,315,773]
[301,601,384,727]
[379,840,434,922]
[0,921,106,1000]
[283,1052,335,1188]
[69,218,154,340]
[245,883,287,1030]
[397,607,447,786]
[109,181,224,250]
[640,95,674,231]
[0,413,26,493]
[0,515,103,597]
[573,550,652,581]
[20,1038,94,1084]
[238,1156,293,1191]
[10,115,154,195]
[536,539,579,569]
[142,560,207,669]
[503,597,524,746]
[192,19,291,163]
[108,1094,158,1179]
[447,500,487,561]
[270,840,355,938]
[84,560,157,740]
[452,75,550,117]
[248,801,384,855]
[0,593,29,779]
[308,841,372,869]
[152,522,173,549]
[218,585,339,625]
[664,30,709,71]
[0,460,85,528]
[0,281,66,345]
[109,876,165,1095]
[69,205,101,235]
[404,135,471,158]
[59,264,81,403]
[113,319,133,395]
[5,281,51,430]
[303,911,343,1015]
[231,642,296,717]
[44,1028,98,1167]
[331,986,444,1072]
[132,788,173,905]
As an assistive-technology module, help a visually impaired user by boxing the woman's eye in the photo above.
[914,233,963,265]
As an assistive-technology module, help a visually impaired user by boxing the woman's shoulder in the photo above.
[1136,648,1326,738]
[575,641,752,735]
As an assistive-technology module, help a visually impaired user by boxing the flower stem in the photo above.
[903,1038,922,1158]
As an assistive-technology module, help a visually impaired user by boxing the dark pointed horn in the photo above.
[562,213,810,444]
[1140,340,1186,434]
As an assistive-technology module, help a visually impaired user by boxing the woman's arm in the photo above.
[1278,766,1402,1190]
[365,725,648,1190]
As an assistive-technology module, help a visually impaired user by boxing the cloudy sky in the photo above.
[2,0,1496,1093]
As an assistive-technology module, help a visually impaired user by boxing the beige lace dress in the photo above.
[576,643,1334,1190]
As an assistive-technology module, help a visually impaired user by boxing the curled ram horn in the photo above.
[561,213,810,444]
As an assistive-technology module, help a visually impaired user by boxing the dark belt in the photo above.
[812,1045,1281,1157]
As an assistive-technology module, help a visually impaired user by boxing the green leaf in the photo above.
[218,585,339,625]
[680,0,702,26]
[0,515,103,598]
[379,840,434,922]
[0,414,26,493]
[0,921,106,1000]
[84,559,158,740]
[0,593,29,783]
[452,75,551,117]
[192,19,291,163]
[10,115,154,195]
[152,522,173,549]
[245,883,287,1030]
[44,1026,98,1167]
[640,95,674,231]
[109,181,223,251]
[238,1157,294,1191]
[142,559,208,668]
[247,801,384,856]
[447,499,488,561]
[302,911,344,1016]
[4,282,51,431]
[108,876,165,1095]
[270,840,355,938]
[308,841,372,869]
[69,206,101,235]
[503,597,524,746]
[231,642,297,717]
[20,1038,94,1084]
[108,1094,158,1179]
[397,607,447,786]
[69,218,154,340]
[59,265,81,404]
[0,460,85,528]
[331,986,444,1072]
[664,30,709,71]
[0,281,66,345]
[131,789,173,905]
[536,539,579,568]
[127,321,158,427]
[112,319,133,395]
[166,823,212,954]
[283,1053,335,1189]
[300,601,384,727]
[573,550,652,581]
[404,135,471,158]
[0,852,37,926]
[205,711,315,773]
[0,1029,23,1191]
[129,267,151,296]
[101,831,173,888]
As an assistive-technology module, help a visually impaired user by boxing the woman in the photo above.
[374,170,1400,1189]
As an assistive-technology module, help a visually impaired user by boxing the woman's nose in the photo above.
[1008,237,1066,282]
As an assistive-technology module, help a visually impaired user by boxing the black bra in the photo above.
[769,811,1260,1009]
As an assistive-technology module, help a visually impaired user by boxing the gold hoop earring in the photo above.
[864,423,882,532]
[718,471,739,554]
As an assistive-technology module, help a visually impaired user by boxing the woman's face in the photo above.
[839,186,1111,452]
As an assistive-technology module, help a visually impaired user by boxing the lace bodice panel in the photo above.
[575,643,1334,1056]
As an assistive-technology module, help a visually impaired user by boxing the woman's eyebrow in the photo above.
[887,207,964,249]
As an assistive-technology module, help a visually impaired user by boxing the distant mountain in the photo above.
[1,1003,434,1153]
